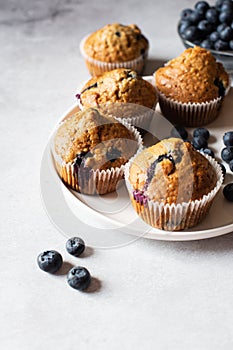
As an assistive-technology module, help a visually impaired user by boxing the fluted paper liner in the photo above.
[52,119,143,195]
[80,35,148,77]
[154,72,231,127]
[77,100,158,131]
[125,154,223,231]
[157,91,224,127]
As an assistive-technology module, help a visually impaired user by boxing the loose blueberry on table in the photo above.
[66,237,85,257]
[178,0,233,51]
[37,250,63,274]
[190,128,210,150]
[193,127,210,140]
[67,266,91,291]
[199,147,215,157]
[223,131,233,147]
[221,147,233,162]
[229,159,233,172]
[223,183,233,201]
[192,135,208,150]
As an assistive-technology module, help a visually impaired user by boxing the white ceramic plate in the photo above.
[46,77,233,241]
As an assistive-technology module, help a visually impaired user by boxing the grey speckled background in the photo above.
[1,1,233,349]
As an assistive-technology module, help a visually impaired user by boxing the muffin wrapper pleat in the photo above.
[157,90,224,127]
[52,120,143,195]
[77,100,158,131]
[124,154,223,231]
[80,35,148,76]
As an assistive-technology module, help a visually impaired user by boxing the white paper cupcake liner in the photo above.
[76,100,157,131]
[156,90,224,127]
[80,35,148,77]
[52,119,143,195]
[124,153,223,231]
[153,73,231,127]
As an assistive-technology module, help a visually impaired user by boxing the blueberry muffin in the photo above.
[79,68,156,108]
[80,23,149,76]
[125,137,223,230]
[155,46,230,126]
[52,108,142,194]
[77,68,157,129]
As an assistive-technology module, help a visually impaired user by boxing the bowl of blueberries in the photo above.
[178,0,233,77]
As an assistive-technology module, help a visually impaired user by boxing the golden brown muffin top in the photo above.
[129,138,217,204]
[54,108,138,170]
[79,68,157,109]
[155,46,229,103]
[83,23,149,63]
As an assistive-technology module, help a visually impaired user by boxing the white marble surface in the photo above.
[1,0,233,349]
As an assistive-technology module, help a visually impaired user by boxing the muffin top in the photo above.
[83,23,149,63]
[79,68,157,109]
[155,46,229,103]
[54,108,138,171]
[128,138,217,204]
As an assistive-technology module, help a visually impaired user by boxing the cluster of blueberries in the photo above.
[37,237,91,291]
[178,0,233,51]
[171,126,233,201]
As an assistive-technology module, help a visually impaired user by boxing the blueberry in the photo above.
[199,148,214,157]
[115,31,121,37]
[183,26,201,41]
[215,0,225,11]
[223,183,233,201]
[178,20,192,35]
[81,82,98,94]
[37,250,63,274]
[218,162,226,178]
[223,131,233,147]
[181,8,193,21]
[217,23,228,33]
[229,159,233,172]
[67,266,91,291]
[198,20,213,34]
[220,2,233,12]
[200,39,214,48]
[206,8,219,24]
[192,136,208,150]
[106,148,122,162]
[221,147,233,162]
[210,31,220,41]
[189,10,205,23]
[230,39,233,49]
[171,125,188,140]
[195,1,210,13]
[220,26,233,41]
[214,78,226,97]
[214,39,229,50]
[219,11,233,24]
[221,0,232,5]
[66,237,85,257]
[193,127,210,140]
[75,151,88,167]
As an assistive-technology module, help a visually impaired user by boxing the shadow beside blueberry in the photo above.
[55,261,74,276]
[83,277,102,293]
[81,246,94,258]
